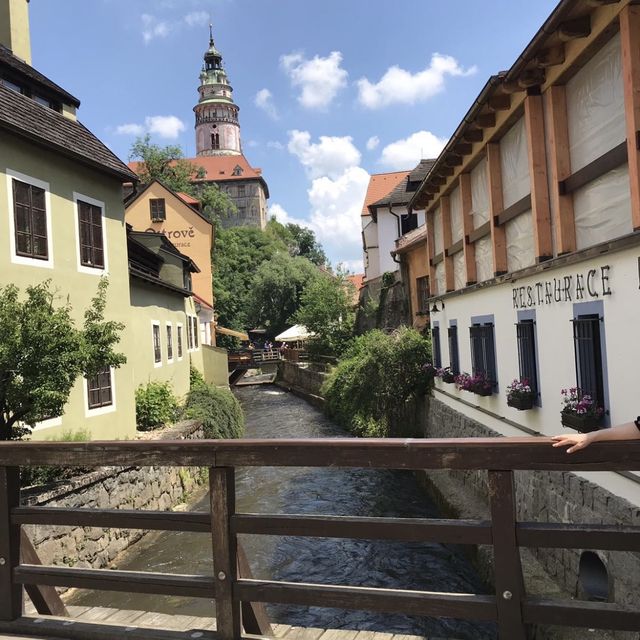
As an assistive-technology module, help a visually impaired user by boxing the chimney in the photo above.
[0,0,31,64]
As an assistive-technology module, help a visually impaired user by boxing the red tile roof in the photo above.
[347,274,365,291]
[361,171,410,216]
[177,191,199,206]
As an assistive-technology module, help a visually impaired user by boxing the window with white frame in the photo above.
[86,366,113,410]
[152,322,162,365]
[177,324,183,359]
[166,323,173,362]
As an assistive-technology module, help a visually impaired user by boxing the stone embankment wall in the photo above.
[276,361,328,409]
[22,420,206,571]
[355,272,410,334]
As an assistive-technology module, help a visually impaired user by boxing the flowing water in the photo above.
[69,385,497,639]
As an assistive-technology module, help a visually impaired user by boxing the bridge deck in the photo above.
[0,607,438,640]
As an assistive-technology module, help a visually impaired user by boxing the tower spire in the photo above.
[209,23,213,44]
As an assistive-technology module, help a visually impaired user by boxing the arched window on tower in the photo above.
[211,133,220,149]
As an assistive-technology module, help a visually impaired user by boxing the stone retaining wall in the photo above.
[276,361,328,408]
[22,420,206,571]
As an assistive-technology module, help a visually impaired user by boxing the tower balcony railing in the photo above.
[0,437,639,639]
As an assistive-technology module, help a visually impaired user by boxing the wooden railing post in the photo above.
[0,466,21,621]
[210,466,241,640]
[488,470,526,640]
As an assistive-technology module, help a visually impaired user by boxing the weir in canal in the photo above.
[67,385,497,639]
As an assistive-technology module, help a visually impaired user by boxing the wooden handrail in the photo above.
[1,438,640,639]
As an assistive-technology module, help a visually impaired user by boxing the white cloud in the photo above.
[287,130,361,179]
[255,88,278,120]
[141,14,170,44]
[268,203,309,227]
[145,115,186,139]
[280,51,348,110]
[366,136,380,151]
[267,140,285,151]
[337,259,365,274]
[115,115,186,140]
[183,11,208,27]
[379,130,447,170]
[116,123,145,136]
[357,53,477,109]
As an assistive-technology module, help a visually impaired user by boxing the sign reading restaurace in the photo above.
[512,265,611,309]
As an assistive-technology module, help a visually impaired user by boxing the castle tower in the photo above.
[194,25,241,157]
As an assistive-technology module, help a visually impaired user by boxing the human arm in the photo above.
[552,421,640,453]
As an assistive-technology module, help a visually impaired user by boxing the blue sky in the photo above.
[30,0,558,271]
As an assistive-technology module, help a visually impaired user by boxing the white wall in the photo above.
[362,215,380,281]
[377,208,402,274]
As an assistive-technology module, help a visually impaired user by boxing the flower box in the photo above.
[472,383,493,396]
[442,372,456,384]
[507,395,535,410]
[561,412,603,433]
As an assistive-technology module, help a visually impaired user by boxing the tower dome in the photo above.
[194,25,241,157]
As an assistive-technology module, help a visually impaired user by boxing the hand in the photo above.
[551,433,591,453]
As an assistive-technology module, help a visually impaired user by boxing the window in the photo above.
[177,324,183,359]
[448,325,460,375]
[238,206,247,218]
[13,178,48,260]
[87,367,112,410]
[78,200,104,268]
[237,185,245,197]
[400,212,418,235]
[211,132,220,149]
[187,316,194,350]
[166,324,173,362]
[470,322,497,385]
[152,323,161,364]
[416,276,429,313]
[149,198,166,222]
[232,165,243,176]
[573,314,605,411]
[193,317,199,348]
[516,319,539,398]
[431,325,442,368]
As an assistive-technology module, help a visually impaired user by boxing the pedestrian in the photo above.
[552,418,640,453]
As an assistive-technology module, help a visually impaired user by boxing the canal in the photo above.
[69,385,497,639]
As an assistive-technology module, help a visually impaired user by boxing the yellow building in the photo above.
[0,3,138,439]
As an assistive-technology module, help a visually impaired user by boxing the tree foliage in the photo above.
[295,272,355,357]
[322,328,432,438]
[266,218,327,266]
[0,279,125,440]
[129,135,236,222]
[247,253,321,337]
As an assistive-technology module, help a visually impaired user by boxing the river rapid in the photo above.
[69,385,497,639]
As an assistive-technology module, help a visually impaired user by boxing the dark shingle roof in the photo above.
[408,159,436,185]
[0,84,137,182]
[0,45,80,107]
[369,159,437,210]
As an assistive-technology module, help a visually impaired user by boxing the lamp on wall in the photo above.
[430,299,445,314]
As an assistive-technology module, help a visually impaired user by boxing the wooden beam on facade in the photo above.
[518,68,546,89]
[486,143,508,275]
[533,45,566,68]
[501,80,525,94]
[425,210,437,290]
[462,128,484,143]
[558,16,591,41]
[438,166,455,177]
[488,94,511,111]
[545,85,576,254]
[524,93,553,261]
[476,112,496,128]
[453,142,473,156]
[441,196,455,292]
[431,176,447,186]
[620,4,640,231]
[459,173,477,285]
[444,154,463,167]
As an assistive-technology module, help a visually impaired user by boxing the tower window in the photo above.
[211,133,220,149]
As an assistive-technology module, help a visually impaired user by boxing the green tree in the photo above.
[266,217,327,266]
[247,253,321,337]
[295,272,355,357]
[129,135,236,222]
[0,279,126,440]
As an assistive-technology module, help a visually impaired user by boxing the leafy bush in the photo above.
[21,428,93,487]
[322,327,433,437]
[190,365,206,390]
[135,381,181,431]
[185,384,245,439]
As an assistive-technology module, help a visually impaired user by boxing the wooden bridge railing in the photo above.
[1,437,640,640]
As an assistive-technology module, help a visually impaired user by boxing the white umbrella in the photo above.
[275,324,313,342]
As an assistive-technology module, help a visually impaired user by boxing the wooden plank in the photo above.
[237,542,273,636]
[517,522,640,551]
[488,471,526,640]
[0,467,21,622]
[560,142,627,196]
[318,629,359,640]
[524,93,553,261]
[523,597,640,631]
[2,438,640,471]
[12,507,210,532]
[425,212,437,290]
[467,221,491,244]
[486,143,507,276]
[440,196,454,292]
[281,627,325,640]
[235,579,497,621]
[14,565,216,599]
[545,85,576,254]
[209,467,241,640]
[620,4,640,231]
[445,239,464,257]
[232,514,492,545]
[459,173,477,285]
[19,529,68,617]
[495,195,532,227]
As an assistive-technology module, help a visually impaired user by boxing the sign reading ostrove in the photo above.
[512,265,611,309]
[145,227,196,249]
